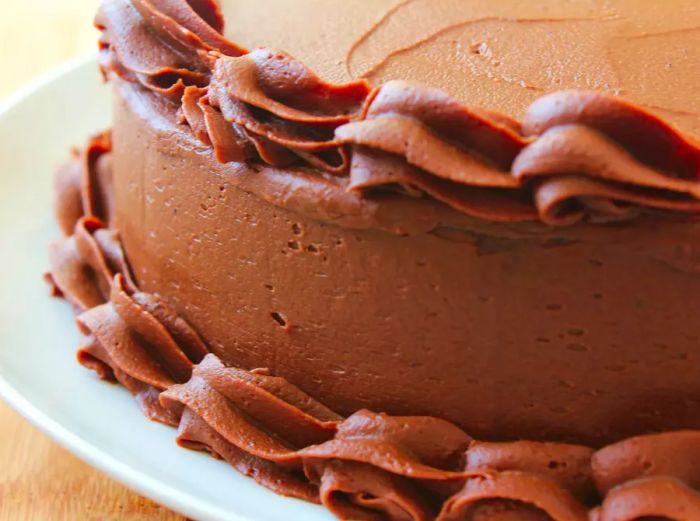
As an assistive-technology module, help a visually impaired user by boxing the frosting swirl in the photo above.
[47,133,208,423]
[95,0,700,226]
[48,135,700,520]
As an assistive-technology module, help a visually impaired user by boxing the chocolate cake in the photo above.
[47,0,700,519]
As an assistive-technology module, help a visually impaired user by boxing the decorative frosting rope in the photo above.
[95,0,700,227]
[47,133,700,521]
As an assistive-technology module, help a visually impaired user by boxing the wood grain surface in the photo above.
[0,2,186,519]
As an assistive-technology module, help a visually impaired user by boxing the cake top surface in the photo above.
[221,0,700,137]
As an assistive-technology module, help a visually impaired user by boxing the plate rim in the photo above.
[0,371,245,521]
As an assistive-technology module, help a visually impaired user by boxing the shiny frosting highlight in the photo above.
[95,0,700,227]
[47,133,700,520]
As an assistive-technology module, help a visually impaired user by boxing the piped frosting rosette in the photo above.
[96,0,700,227]
[47,133,208,424]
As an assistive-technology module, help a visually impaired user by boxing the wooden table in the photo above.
[0,2,185,519]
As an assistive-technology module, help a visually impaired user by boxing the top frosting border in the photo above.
[97,0,700,227]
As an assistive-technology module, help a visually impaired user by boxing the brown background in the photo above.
[0,1,184,519]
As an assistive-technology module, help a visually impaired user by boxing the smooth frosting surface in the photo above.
[112,83,700,447]
[221,0,700,136]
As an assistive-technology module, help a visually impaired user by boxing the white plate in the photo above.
[0,55,332,521]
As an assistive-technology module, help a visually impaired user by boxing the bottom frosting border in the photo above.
[45,132,700,521]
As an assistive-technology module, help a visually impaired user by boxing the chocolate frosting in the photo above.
[219,0,699,137]
[95,0,700,227]
[47,133,700,520]
[48,133,208,422]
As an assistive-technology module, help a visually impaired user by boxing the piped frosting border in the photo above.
[46,132,700,521]
[95,0,700,227]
